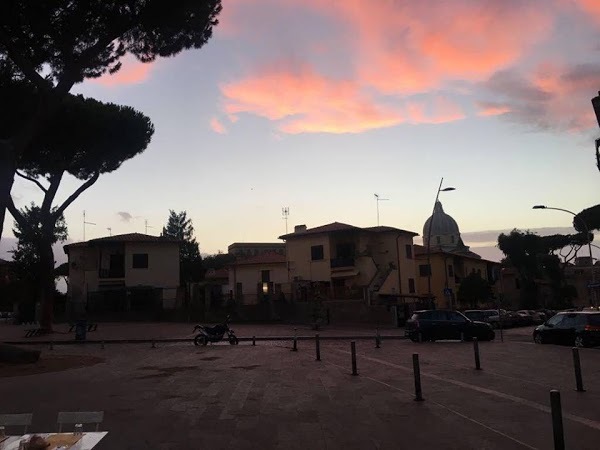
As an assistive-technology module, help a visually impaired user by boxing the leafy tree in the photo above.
[11,203,68,323]
[497,229,587,308]
[0,0,222,240]
[203,252,236,271]
[162,210,203,284]
[6,96,154,330]
[457,272,492,309]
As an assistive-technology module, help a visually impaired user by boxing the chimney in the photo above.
[294,224,307,233]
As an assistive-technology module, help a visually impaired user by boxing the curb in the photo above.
[2,335,408,346]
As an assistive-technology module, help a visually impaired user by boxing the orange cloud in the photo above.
[573,0,600,22]
[476,102,511,117]
[210,117,227,134]
[91,56,153,87]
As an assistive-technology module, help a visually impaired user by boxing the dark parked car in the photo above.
[406,310,495,342]
[533,312,600,348]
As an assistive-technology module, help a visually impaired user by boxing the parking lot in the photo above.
[1,327,599,449]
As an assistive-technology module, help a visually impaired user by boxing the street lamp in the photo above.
[532,205,596,306]
[426,178,456,308]
[591,91,600,128]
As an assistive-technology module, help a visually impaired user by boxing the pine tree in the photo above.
[162,210,203,284]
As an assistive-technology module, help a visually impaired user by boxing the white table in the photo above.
[1,432,107,449]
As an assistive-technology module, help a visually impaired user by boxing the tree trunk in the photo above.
[38,235,56,331]
[0,141,17,242]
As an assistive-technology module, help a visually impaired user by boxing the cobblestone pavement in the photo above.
[1,335,599,449]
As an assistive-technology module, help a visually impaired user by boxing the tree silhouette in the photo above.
[5,94,154,330]
[0,0,222,240]
[162,210,203,285]
[457,273,492,309]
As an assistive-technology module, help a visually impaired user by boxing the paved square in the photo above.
[1,329,599,449]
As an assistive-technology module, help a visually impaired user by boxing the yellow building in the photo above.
[279,222,422,305]
[415,202,501,309]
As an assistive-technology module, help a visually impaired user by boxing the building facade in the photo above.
[64,233,180,315]
[279,222,421,305]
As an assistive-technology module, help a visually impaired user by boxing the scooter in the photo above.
[193,316,239,346]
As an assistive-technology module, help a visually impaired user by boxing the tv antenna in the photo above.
[374,193,389,227]
[107,227,112,236]
[145,219,154,234]
[282,207,290,234]
[83,210,96,241]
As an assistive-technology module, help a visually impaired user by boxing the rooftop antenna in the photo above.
[145,219,153,235]
[107,227,112,236]
[374,193,389,227]
[282,207,290,234]
[83,210,96,241]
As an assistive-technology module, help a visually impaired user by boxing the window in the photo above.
[419,264,431,277]
[588,314,600,326]
[408,278,415,293]
[405,244,413,259]
[448,264,454,277]
[430,310,447,320]
[547,314,564,326]
[311,245,324,261]
[558,314,578,329]
[132,253,148,269]
[447,311,467,323]
[261,270,270,283]
[436,236,441,244]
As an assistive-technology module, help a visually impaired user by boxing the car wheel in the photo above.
[574,335,586,348]
[534,333,544,344]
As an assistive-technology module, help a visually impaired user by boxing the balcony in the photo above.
[99,268,125,279]
[330,257,355,269]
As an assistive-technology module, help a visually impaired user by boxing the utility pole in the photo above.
[83,210,96,241]
[145,219,153,235]
[282,207,290,234]
[374,194,389,227]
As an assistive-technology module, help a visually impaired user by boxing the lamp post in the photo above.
[426,178,455,308]
[532,205,596,306]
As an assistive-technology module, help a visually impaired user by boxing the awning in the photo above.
[330,270,359,278]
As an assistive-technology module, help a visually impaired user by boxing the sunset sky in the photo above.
[4,0,600,261]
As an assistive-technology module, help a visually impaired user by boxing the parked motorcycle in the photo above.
[193,316,239,346]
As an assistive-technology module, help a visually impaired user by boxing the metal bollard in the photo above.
[252,336,256,346]
[315,334,321,361]
[351,341,358,376]
[101,341,105,350]
[572,348,585,392]
[412,353,424,401]
[375,328,381,349]
[292,328,298,352]
[460,332,464,342]
[550,390,565,450]
[473,337,481,370]
[151,339,156,349]
[418,331,423,343]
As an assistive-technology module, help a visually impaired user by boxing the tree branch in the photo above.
[53,171,100,219]
[0,28,51,92]
[15,170,48,193]
[41,171,63,214]
[6,195,26,228]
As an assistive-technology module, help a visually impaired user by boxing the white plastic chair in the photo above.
[0,413,33,434]
[57,411,104,432]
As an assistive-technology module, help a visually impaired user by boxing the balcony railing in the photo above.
[330,257,355,268]
[99,268,125,279]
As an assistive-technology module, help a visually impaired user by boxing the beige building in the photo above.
[229,252,291,305]
[64,233,180,315]
[279,222,421,305]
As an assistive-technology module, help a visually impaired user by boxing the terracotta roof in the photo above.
[64,233,179,253]
[233,251,286,266]
[279,222,418,240]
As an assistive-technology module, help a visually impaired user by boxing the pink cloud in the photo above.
[91,56,153,87]
[476,102,511,117]
[210,117,227,134]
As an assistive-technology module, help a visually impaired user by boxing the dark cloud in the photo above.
[462,227,576,245]
[117,211,133,222]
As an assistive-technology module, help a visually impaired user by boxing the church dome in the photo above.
[423,201,460,238]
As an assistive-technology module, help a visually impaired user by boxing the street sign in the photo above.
[444,288,453,295]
